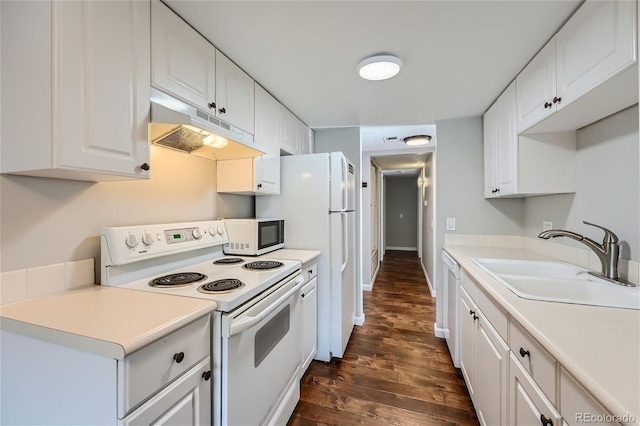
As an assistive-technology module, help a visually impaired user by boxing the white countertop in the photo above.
[444,245,640,425]
[0,285,217,359]
[264,249,321,265]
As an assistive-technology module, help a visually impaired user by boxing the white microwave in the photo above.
[223,218,285,256]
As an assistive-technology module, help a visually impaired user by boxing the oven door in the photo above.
[221,273,303,426]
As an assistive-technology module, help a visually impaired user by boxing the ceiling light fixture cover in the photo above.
[404,135,432,146]
[358,55,403,81]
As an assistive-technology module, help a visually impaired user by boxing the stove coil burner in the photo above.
[243,261,284,271]
[198,279,245,294]
[150,272,206,288]
[213,257,245,265]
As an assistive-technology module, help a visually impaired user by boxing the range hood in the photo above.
[149,88,264,161]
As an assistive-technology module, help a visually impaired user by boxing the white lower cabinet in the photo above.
[300,262,318,376]
[509,354,561,426]
[0,315,212,425]
[459,285,509,426]
[560,368,617,426]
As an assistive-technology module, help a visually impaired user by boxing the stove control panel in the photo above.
[101,220,228,267]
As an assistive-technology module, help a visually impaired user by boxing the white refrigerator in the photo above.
[256,152,356,361]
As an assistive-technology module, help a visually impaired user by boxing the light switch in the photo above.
[446,217,456,231]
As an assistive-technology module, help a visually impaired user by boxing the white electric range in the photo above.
[100,220,303,426]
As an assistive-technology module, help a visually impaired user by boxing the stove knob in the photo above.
[142,232,154,246]
[217,226,225,236]
[192,228,202,240]
[125,234,138,249]
[208,227,216,237]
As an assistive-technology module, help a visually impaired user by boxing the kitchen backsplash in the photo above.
[0,258,94,306]
[444,233,639,286]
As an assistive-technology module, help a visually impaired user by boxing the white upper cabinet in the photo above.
[216,84,280,195]
[517,0,637,134]
[515,39,557,134]
[1,0,151,181]
[556,0,636,108]
[151,0,216,112]
[151,1,254,134]
[215,51,255,135]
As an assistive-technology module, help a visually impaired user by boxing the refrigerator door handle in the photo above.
[341,212,348,272]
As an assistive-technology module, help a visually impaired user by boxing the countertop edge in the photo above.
[443,245,639,425]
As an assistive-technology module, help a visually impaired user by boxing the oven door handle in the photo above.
[228,275,304,336]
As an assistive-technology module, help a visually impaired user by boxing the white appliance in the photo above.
[442,250,461,368]
[100,220,303,426]
[223,218,285,256]
[256,152,356,361]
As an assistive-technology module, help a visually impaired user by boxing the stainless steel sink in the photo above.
[471,258,640,310]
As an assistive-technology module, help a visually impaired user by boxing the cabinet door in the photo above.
[475,314,509,426]
[279,104,301,155]
[254,84,281,194]
[509,354,561,426]
[515,38,557,133]
[54,0,150,178]
[459,288,477,401]
[496,82,517,196]
[301,277,318,373]
[215,50,255,134]
[483,100,499,198]
[151,1,216,112]
[556,0,637,109]
[119,358,212,426]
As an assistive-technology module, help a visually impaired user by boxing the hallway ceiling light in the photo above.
[357,55,403,81]
[404,135,431,146]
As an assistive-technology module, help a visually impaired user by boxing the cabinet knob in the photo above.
[473,314,479,321]
[140,163,150,171]
[173,352,185,363]
[519,347,531,358]
[257,183,262,189]
[544,101,552,109]
[208,102,216,109]
[202,370,212,381]
[469,310,475,316]
[553,96,562,104]
[540,414,553,426]
[218,107,226,114]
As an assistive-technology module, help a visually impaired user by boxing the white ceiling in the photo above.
[164,0,583,168]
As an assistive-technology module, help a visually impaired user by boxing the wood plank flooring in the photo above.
[288,250,478,426]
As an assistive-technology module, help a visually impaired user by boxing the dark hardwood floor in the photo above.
[288,250,479,426]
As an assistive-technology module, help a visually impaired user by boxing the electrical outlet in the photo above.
[446,217,456,231]
[543,221,553,231]
[400,213,404,219]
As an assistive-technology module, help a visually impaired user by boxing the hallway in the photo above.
[288,250,479,425]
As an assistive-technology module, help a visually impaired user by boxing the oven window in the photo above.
[258,221,280,249]
[255,305,290,368]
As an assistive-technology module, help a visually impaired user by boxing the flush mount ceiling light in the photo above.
[404,135,432,146]
[357,54,403,81]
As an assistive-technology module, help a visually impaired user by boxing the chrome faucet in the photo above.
[538,221,622,284]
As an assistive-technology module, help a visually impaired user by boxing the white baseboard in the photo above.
[363,263,380,292]
[355,313,365,326]
[421,261,436,297]
[434,322,447,339]
[362,283,373,291]
[386,246,417,251]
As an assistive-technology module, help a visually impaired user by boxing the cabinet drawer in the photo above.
[117,314,211,418]
[560,368,619,426]
[461,269,508,340]
[302,262,318,283]
[510,321,557,404]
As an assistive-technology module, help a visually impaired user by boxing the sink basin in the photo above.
[471,258,640,310]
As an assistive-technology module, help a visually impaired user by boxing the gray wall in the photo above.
[523,105,639,262]
[385,176,418,249]
[434,116,524,326]
[313,127,364,322]
[421,154,435,289]
[0,145,253,278]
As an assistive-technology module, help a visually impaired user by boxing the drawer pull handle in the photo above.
[540,414,553,426]
[173,352,185,363]
[519,348,531,358]
[202,370,212,381]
